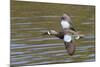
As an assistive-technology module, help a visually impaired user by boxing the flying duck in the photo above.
[43,14,81,55]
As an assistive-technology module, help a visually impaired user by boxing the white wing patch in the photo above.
[61,20,70,29]
[64,35,72,42]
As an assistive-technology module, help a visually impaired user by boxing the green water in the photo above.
[11,0,95,66]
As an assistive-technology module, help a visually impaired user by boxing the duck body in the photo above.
[61,17,73,43]
[60,14,76,55]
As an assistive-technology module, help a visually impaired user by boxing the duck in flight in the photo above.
[43,13,83,55]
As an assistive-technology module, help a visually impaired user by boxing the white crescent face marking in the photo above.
[61,20,70,29]
[64,35,72,42]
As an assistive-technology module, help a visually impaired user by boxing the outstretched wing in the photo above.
[68,21,77,32]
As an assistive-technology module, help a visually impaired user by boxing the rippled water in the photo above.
[11,17,95,66]
[11,1,95,66]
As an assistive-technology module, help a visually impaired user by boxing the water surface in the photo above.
[11,1,95,66]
